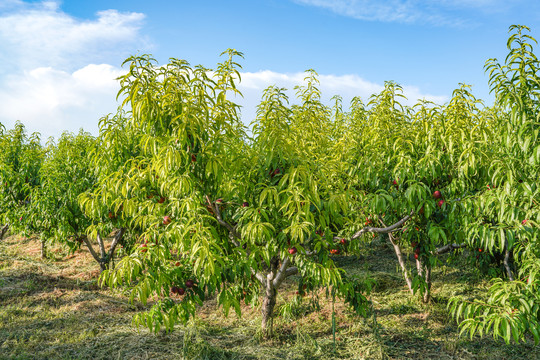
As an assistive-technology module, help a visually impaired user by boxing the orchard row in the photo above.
[0,25,538,343]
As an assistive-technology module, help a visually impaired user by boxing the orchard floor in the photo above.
[0,235,538,360]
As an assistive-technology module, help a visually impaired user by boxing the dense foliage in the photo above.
[0,25,538,344]
[27,131,96,257]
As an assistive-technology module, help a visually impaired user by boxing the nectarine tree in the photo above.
[27,130,97,259]
[0,122,44,245]
[94,53,377,337]
[448,25,540,345]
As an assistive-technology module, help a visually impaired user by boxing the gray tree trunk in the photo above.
[261,284,277,337]
[0,224,8,240]
[41,239,46,259]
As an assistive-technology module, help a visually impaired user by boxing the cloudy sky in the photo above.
[0,0,538,139]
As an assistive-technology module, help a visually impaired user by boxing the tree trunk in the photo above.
[261,284,277,337]
[388,233,413,294]
[423,263,431,303]
[0,224,8,240]
[82,229,125,273]
[41,239,46,259]
[415,256,431,303]
[99,260,108,272]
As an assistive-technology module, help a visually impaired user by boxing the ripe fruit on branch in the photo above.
[340,238,347,245]
[414,253,419,259]
[185,280,194,288]
[108,211,114,219]
[433,190,442,199]
[216,198,223,204]
[437,199,445,208]
[330,249,340,255]
[177,287,186,295]
[140,243,147,253]
[478,248,483,252]
[270,168,281,178]
[158,197,166,204]
[288,247,297,255]
[163,216,172,225]
[242,201,249,207]
[191,154,197,162]
[522,219,528,225]
[175,261,181,267]
[392,180,397,185]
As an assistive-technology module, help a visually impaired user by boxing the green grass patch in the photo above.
[0,236,538,359]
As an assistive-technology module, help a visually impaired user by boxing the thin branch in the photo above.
[108,228,125,259]
[273,257,290,287]
[0,224,8,240]
[504,239,514,281]
[380,218,413,294]
[423,265,431,303]
[82,236,101,264]
[284,266,298,278]
[433,243,466,255]
[251,269,266,285]
[267,257,279,285]
[415,257,423,277]
[205,195,241,246]
[96,231,106,259]
[351,210,414,240]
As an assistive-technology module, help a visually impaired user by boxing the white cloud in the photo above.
[0,1,146,72]
[0,64,123,139]
[0,65,448,139]
[0,0,148,138]
[293,0,518,26]
[236,70,448,123]
[0,1,449,139]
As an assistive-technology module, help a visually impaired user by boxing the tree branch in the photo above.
[205,195,241,246]
[96,231,106,259]
[379,219,413,294]
[108,227,125,259]
[504,239,514,281]
[415,257,423,277]
[251,269,266,285]
[273,257,291,287]
[351,210,413,240]
[82,236,101,264]
[284,266,298,278]
[433,243,466,255]
[0,224,9,240]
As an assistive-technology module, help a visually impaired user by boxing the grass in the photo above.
[0,235,538,359]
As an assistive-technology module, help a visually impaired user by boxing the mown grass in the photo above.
[0,235,538,359]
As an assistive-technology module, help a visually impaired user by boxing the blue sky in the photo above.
[0,0,539,139]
